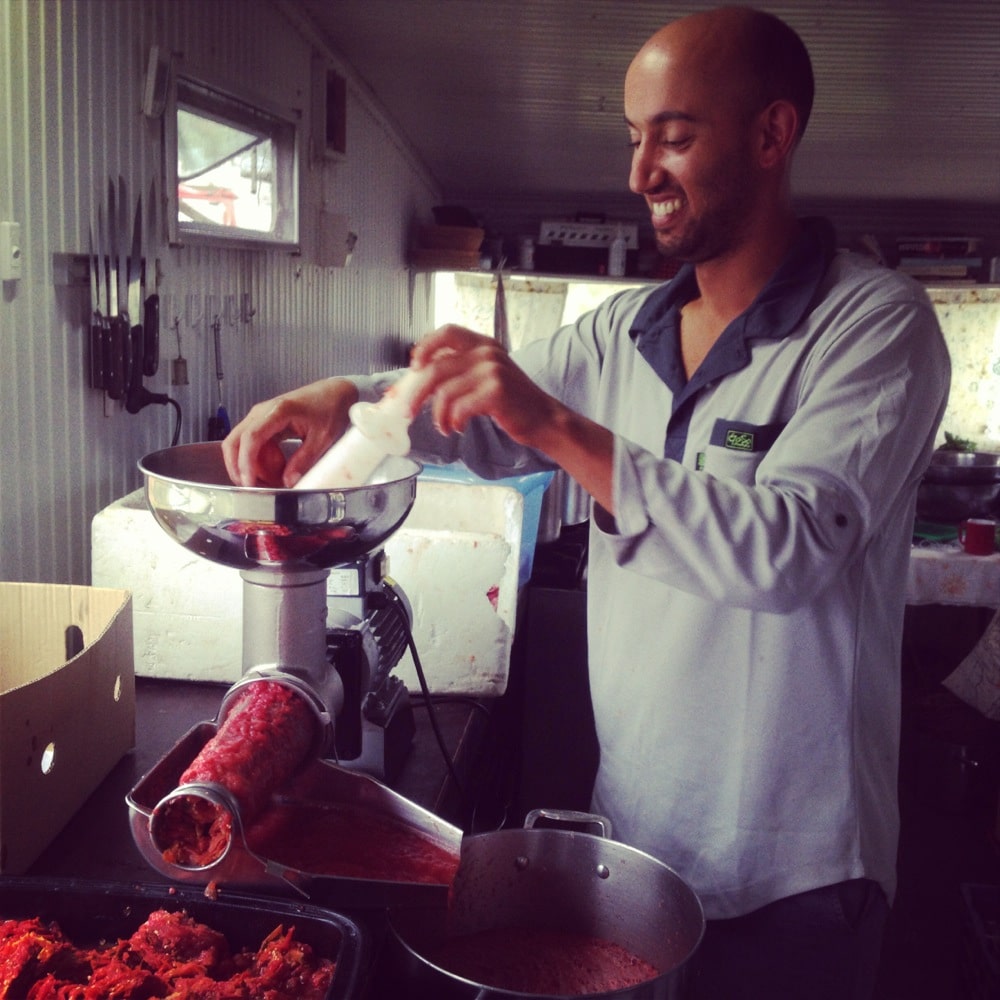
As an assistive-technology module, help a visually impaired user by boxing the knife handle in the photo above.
[143,294,160,377]
[90,316,105,390]
[105,314,128,401]
[121,309,134,397]
[100,315,113,396]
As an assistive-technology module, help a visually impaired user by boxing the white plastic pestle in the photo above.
[293,367,431,490]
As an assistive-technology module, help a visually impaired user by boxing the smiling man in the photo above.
[223,8,950,997]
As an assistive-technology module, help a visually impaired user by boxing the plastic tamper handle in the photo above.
[293,367,430,490]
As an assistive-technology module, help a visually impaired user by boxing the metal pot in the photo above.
[917,451,1000,523]
[386,810,704,999]
[924,451,1000,485]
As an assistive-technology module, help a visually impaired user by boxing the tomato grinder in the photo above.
[127,442,457,894]
[137,441,422,780]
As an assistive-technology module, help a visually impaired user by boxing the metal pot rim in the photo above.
[924,450,1000,484]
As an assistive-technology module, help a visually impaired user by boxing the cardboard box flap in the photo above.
[0,583,131,693]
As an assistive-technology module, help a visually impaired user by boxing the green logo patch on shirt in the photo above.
[709,418,786,454]
[724,429,755,452]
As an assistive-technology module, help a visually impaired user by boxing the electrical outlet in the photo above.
[0,222,22,280]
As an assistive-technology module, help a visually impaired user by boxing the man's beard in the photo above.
[654,159,757,265]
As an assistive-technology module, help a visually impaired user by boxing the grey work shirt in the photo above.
[352,234,950,919]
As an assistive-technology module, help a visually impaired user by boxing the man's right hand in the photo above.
[221,377,360,487]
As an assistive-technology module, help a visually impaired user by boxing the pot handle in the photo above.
[524,808,613,839]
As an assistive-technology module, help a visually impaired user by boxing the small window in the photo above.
[166,74,300,248]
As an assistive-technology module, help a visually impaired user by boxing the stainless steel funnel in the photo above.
[139,442,421,572]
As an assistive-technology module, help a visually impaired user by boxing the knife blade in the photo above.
[126,191,145,403]
[97,202,112,393]
[117,176,130,323]
[88,220,104,390]
[104,179,127,401]
[128,192,142,327]
[106,179,118,317]
[142,176,159,376]
[118,175,134,391]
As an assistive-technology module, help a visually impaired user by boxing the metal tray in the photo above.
[127,721,463,909]
[0,876,367,1000]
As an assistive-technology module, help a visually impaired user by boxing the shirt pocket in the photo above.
[697,418,786,485]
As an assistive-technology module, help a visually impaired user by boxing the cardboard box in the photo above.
[0,582,134,873]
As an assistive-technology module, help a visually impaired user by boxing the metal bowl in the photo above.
[922,451,1000,485]
[917,451,1000,523]
[139,442,421,571]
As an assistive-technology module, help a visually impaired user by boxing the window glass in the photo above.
[168,76,299,248]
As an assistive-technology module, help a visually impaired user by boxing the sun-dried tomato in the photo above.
[0,910,334,1000]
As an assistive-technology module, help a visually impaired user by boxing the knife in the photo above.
[126,189,144,399]
[88,220,104,390]
[97,203,113,394]
[118,175,134,390]
[142,176,159,376]
[104,178,127,401]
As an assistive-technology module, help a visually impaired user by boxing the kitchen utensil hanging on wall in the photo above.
[88,218,105,390]
[143,176,160,376]
[87,175,165,404]
[208,315,231,440]
[170,314,188,386]
[103,178,127,401]
[124,187,144,408]
[118,176,136,393]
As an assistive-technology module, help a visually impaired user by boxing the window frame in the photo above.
[165,71,301,250]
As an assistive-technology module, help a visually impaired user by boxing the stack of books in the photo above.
[895,236,984,283]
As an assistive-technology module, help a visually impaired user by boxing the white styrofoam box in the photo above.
[387,479,522,696]
[90,478,524,695]
[91,489,243,683]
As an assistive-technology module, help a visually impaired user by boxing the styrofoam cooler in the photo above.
[91,470,549,695]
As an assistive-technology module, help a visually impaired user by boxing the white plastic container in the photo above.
[294,368,430,490]
[607,225,627,277]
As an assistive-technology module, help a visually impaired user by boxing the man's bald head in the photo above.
[632,7,814,143]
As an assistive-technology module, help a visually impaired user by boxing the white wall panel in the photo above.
[0,0,438,586]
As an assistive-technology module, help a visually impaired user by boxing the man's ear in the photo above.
[756,99,799,168]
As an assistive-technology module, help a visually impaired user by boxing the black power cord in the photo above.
[381,585,475,821]
[402,621,468,804]
[126,385,182,445]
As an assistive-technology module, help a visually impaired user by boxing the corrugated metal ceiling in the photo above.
[292,0,1000,204]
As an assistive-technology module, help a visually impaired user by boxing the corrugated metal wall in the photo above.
[0,0,438,586]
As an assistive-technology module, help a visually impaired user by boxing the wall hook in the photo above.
[185,292,203,329]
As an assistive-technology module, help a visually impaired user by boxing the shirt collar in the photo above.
[630,217,836,394]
